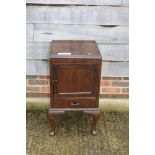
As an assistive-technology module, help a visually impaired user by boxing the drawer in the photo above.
[54,98,97,108]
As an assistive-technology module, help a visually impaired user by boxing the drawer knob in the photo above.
[70,102,80,106]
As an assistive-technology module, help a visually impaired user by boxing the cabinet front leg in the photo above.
[48,112,56,136]
[84,110,101,135]
[91,112,101,135]
[48,109,65,136]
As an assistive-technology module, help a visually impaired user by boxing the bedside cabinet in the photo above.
[48,40,102,135]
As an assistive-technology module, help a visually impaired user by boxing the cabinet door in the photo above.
[52,63,99,98]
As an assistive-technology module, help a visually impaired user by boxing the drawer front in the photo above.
[54,99,97,108]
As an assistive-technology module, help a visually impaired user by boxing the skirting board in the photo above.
[26,97,129,112]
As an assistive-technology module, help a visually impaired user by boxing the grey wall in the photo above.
[26,0,129,77]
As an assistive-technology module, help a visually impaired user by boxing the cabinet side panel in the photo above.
[95,61,102,107]
[50,60,54,107]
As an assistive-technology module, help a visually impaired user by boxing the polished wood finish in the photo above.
[51,40,101,56]
[48,40,102,135]
[54,98,97,108]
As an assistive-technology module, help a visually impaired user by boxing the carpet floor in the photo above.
[26,110,129,155]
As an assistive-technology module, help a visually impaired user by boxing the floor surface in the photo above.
[27,110,129,155]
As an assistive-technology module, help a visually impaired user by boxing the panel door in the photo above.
[52,63,99,98]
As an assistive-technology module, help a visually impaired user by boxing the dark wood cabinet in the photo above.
[48,40,102,135]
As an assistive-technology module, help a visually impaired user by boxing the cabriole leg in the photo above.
[84,110,101,135]
[48,109,65,136]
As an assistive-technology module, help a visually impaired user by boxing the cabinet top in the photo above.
[50,40,102,59]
